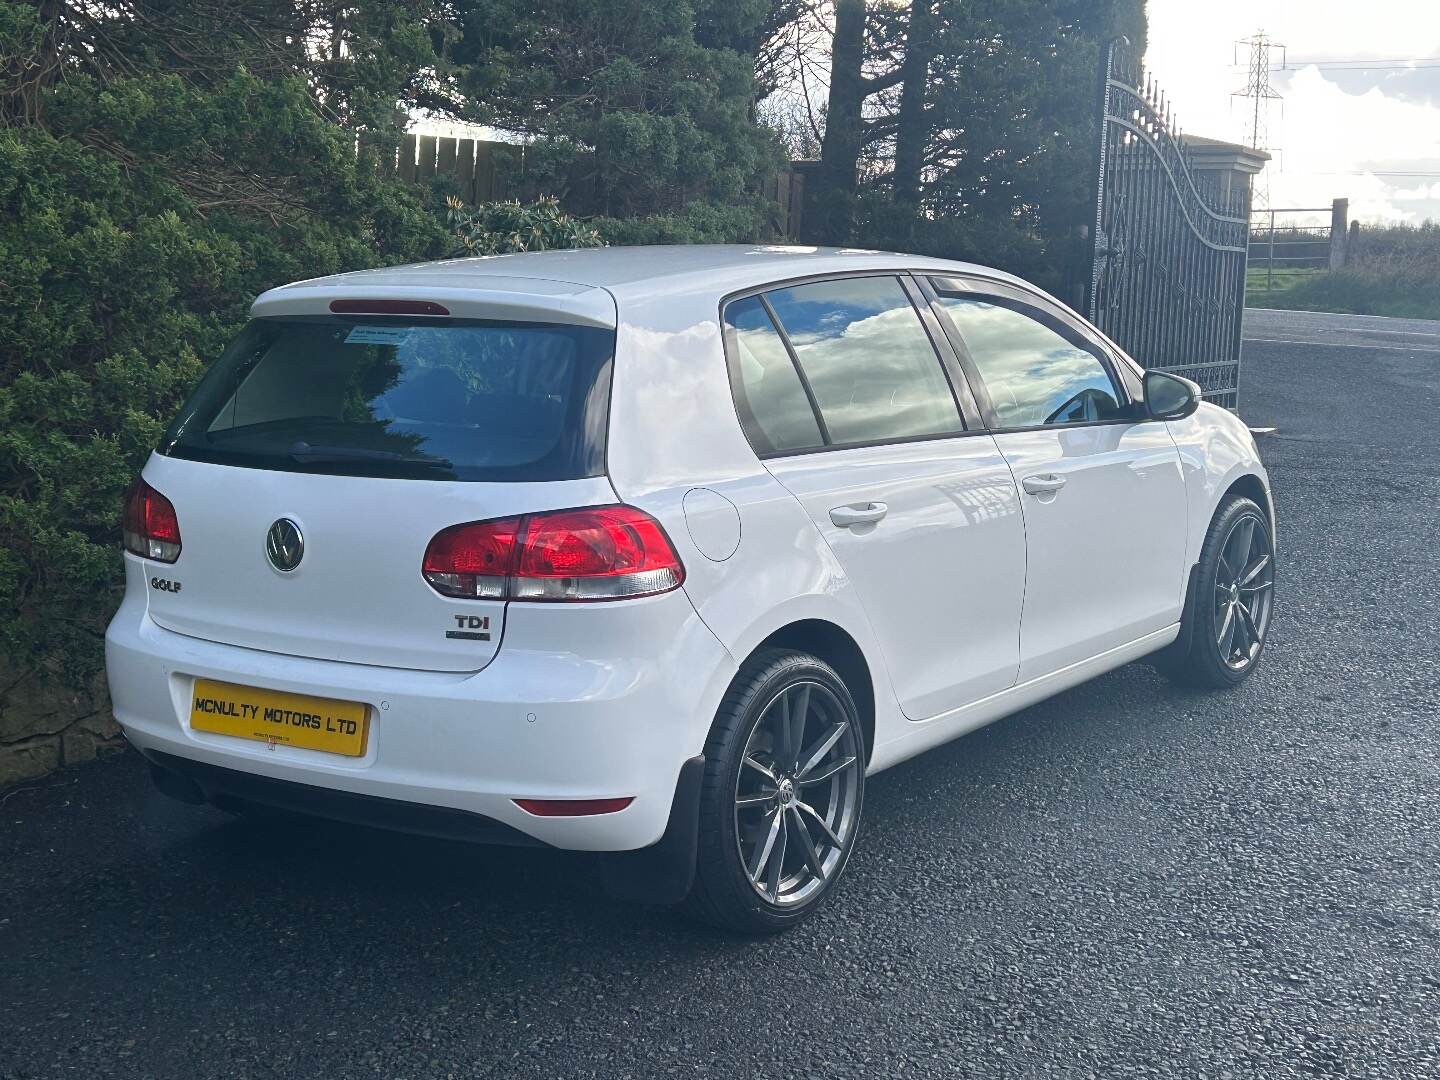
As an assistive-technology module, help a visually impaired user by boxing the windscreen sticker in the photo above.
[344,325,413,346]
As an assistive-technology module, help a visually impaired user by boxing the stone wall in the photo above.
[0,665,124,786]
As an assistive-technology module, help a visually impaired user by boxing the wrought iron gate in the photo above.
[1087,43,1251,410]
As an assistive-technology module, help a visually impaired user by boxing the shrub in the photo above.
[446,196,604,255]
[593,197,778,246]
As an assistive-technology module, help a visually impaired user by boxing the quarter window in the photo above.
[722,296,825,454]
[935,295,1123,428]
[763,276,963,446]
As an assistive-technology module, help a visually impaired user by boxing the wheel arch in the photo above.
[1220,471,1274,544]
[746,619,876,766]
[1179,469,1274,616]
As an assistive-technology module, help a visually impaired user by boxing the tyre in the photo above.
[1158,495,1275,688]
[685,648,865,934]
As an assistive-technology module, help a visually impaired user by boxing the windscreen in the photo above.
[159,317,613,482]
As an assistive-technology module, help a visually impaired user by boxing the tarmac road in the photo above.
[3,306,1439,1079]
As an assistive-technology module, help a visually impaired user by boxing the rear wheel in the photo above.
[1159,495,1275,688]
[685,649,865,934]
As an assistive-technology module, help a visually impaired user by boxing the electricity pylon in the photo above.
[1233,32,1284,211]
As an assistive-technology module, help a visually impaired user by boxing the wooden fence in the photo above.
[762,164,809,241]
[368,133,529,205]
[373,132,810,239]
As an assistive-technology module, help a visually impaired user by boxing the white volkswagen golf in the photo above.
[107,245,1275,932]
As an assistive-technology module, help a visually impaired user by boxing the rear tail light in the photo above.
[122,479,182,563]
[422,506,684,602]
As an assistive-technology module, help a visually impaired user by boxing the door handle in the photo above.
[1022,474,1067,496]
[829,502,889,528]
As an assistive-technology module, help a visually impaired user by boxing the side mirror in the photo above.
[1144,370,1201,421]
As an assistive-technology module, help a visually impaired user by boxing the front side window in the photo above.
[160,317,613,482]
[763,276,963,446]
[935,295,1122,428]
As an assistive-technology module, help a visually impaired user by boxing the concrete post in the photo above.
[1329,198,1350,270]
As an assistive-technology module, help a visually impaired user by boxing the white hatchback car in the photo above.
[107,245,1275,932]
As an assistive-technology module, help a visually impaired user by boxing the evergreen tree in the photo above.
[437,0,786,237]
[790,0,1147,292]
[900,0,1148,295]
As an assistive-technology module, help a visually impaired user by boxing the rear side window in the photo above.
[763,277,962,447]
[722,297,825,455]
[160,318,614,482]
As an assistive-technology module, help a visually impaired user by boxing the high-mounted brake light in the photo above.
[329,299,450,317]
[422,506,684,602]
[123,479,182,563]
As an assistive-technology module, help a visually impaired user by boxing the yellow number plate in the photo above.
[189,678,369,757]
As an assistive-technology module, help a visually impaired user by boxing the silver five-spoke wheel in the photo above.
[1158,495,1276,689]
[733,680,862,907]
[1214,512,1274,671]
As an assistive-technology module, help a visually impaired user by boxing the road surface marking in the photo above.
[1247,307,1440,325]
[1245,337,1440,354]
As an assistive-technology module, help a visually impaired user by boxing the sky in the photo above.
[1147,0,1440,224]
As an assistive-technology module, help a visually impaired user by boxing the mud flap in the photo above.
[599,755,704,906]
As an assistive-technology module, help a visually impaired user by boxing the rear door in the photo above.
[142,309,616,672]
[926,277,1189,682]
[723,275,1027,720]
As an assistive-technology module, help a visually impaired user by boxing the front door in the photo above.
[928,280,1189,683]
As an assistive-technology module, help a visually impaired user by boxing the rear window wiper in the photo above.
[289,441,454,469]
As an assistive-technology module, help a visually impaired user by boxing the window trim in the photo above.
[922,275,1146,435]
[720,295,827,456]
[757,292,833,446]
[718,270,978,460]
[898,273,986,428]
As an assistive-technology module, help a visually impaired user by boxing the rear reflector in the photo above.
[514,797,635,817]
[122,479,182,563]
[328,299,450,317]
[423,506,684,602]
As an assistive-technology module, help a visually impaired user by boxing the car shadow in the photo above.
[4,656,1271,1071]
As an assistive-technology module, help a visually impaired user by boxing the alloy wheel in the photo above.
[733,680,862,907]
[1214,513,1274,670]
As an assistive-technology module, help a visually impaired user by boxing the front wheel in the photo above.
[1159,495,1275,688]
[685,649,865,934]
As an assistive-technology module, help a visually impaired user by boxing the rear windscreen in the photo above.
[159,317,614,481]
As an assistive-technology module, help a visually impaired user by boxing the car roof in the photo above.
[262,244,1030,308]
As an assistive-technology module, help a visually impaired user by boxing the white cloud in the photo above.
[1147,0,1440,223]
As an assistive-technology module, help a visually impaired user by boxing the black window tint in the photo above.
[160,317,613,482]
[723,297,824,454]
[936,296,1122,428]
[764,277,962,446]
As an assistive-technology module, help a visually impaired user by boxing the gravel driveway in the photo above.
[4,307,1439,1079]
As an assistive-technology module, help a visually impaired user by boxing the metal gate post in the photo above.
[1087,37,1126,323]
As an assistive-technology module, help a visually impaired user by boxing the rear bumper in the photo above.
[105,563,735,852]
[144,749,549,846]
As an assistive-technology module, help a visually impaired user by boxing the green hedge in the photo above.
[1251,223,1440,320]
[0,71,447,688]
[1266,269,1440,321]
